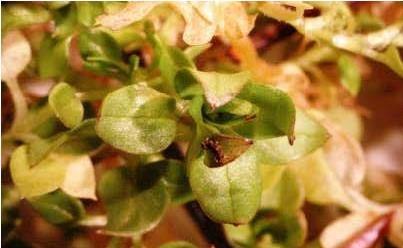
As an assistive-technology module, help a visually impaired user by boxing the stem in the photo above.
[4,78,28,133]
[185,201,232,248]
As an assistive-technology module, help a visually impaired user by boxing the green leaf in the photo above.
[338,55,361,96]
[224,224,255,247]
[1,3,51,32]
[235,83,296,140]
[355,12,385,32]
[10,145,67,198]
[56,120,103,155]
[252,212,307,248]
[28,132,69,166]
[49,82,84,128]
[159,241,197,248]
[28,190,85,225]
[153,160,193,204]
[96,83,177,154]
[98,164,169,236]
[53,4,77,38]
[254,110,329,165]
[205,98,258,126]
[28,119,98,166]
[78,30,129,80]
[38,35,71,79]
[46,2,70,10]
[174,69,204,99]
[76,2,104,27]
[148,32,194,91]
[189,148,261,224]
[186,96,219,162]
[261,168,304,214]
[177,68,251,108]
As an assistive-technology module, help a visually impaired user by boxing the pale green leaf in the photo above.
[98,164,169,236]
[96,83,177,154]
[261,168,304,214]
[11,134,97,199]
[254,110,329,165]
[1,3,51,32]
[10,146,67,198]
[224,224,254,247]
[189,148,261,224]
[49,83,84,128]
[291,150,350,206]
[148,33,194,91]
[76,2,104,27]
[178,68,250,108]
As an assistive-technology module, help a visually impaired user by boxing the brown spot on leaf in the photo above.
[201,134,253,167]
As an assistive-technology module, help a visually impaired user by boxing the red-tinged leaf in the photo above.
[339,213,393,248]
